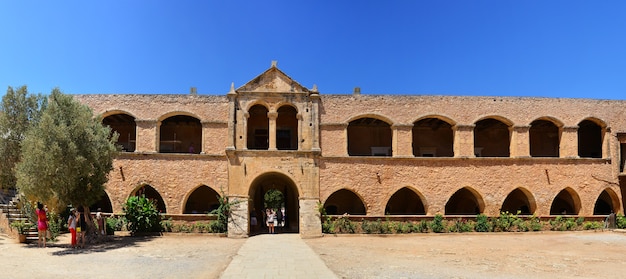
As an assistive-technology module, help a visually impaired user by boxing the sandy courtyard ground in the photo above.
[1,231,625,278]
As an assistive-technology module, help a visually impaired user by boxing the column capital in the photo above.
[267,111,278,120]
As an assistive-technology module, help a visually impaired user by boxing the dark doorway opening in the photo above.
[249,173,299,235]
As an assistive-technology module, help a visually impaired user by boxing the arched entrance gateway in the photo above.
[248,172,300,235]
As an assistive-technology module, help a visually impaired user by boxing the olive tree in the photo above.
[16,88,118,215]
[0,86,46,190]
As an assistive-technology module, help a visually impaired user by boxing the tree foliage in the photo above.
[124,195,161,234]
[0,86,46,189]
[16,89,118,210]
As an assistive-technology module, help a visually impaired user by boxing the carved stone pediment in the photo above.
[237,66,309,94]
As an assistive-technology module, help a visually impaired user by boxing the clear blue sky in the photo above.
[1,1,625,99]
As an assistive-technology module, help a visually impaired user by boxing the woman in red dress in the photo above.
[36,202,48,248]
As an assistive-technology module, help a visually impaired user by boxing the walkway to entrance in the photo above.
[220,234,337,279]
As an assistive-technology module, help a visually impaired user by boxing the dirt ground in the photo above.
[305,231,626,279]
[1,230,626,278]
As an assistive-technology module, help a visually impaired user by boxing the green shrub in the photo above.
[362,219,386,234]
[412,220,429,233]
[576,217,585,226]
[107,216,125,232]
[475,214,491,232]
[430,214,445,233]
[617,214,626,229]
[529,215,543,231]
[322,216,334,234]
[46,211,64,241]
[334,216,356,233]
[393,222,411,233]
[583,221,603,230]
[160,218,173,232]
[123,195,161,234]
[565,218,577,230]
[550,216,565,231]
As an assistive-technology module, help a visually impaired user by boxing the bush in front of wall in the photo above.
[429,214,446,233]
[474,214,492,232]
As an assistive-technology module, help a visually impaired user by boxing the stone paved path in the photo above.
[220,234,338,279]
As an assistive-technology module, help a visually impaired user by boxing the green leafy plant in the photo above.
[583,221,603,230]
[46,211,64,240]
[160,218,173,232]
[10,220,33,234]
[616,214,626,229]
[429,214,445,233]
[123,195,161,235]
[209,191,240,233]
[475,214,491,232]
[333,215,356,233]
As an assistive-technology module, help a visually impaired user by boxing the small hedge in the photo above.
[321,213,616,234]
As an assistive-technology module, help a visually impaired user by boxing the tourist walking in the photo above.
[266,208,275,234]
[36,202,48,248]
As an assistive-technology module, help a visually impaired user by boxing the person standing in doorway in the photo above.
[36,202,48,248]
[266,208,275,234]
[96,208,106,238]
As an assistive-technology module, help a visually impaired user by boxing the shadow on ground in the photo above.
[41,235,161,256]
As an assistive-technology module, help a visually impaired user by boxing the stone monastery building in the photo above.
[76,63,626,237]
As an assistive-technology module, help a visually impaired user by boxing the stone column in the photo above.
[310,92,321,152]
[134,119,159,153]
[560,126,579,158]
[603,127,611,159]
[392,124,413,157]
[299,198,322,238]
[511,125,531,158]
[268,111,278,150]
[227,195,250,238]
[297,113,303,151]
[453,124,475,157]
[226,89,237,150]
[242,112,249,150]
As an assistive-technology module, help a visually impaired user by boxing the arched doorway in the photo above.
[89,190,113,213]
[594,188,619,215]
[550,188,581,215]
[132,184,167,213]
[445,187,484,215]
[500,187,536,215]
[184,185,220,214]
[323,189,367,215]
[385,187,426,215]
[249,172,299,234]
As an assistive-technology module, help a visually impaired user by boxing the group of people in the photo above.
[34,202,107,249]
[264,207,285,234]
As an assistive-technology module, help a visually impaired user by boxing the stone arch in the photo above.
[474,117,511,157]
[102,112,136,152]
[578,118,605,158]
[384,187,427,215]
[244,100,271,113]
[594,188,620,215]
[500,187,536,214]
[131,184,167,213]
[247,104,270,150]
[529,119,560,157]
[157,110,202,122]
[323,188,367,215]
[347,116,392,156]
[549,187,581,215]
[89,190,114,213]
[158,114,202,153]
[346,113,395,125]
[412,117,454,157]
[445,187,485,215]
[276,105,298,150]
[248,172,300,234]
[183,185,220,214]
[413,114,457,126]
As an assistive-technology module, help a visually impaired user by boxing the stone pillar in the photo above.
[227,195,249,238]
[242,112,250,150]
[299,198,322,238]
[297,113,303,151]
[268,111,278,151]
[310,92,321,152]
[392,124,413,157]
[134,119,158,153]
[603,127,611,159]
[511,125,530,158]
[226,90,237,150]
[560,126,579,158]
[453,124,475,157]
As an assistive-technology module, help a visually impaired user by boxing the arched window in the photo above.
[247,105,269,150]
[529,119,560,157]
[159,115,202,153]
[348,117,392,156]
[323,189,366,215]
[103,113,136,152]
[501,188,536,214]
[184,185,220,214]
[133,184,167,213]
[593,189,619,215]
[89,190,113,213]
[474,118,510,157]
[385,187,426,215]
[550,188,581,215]
[445,187,484,215]
[578,120,602,158]
[412,118,454,157]
[276,106,298,150]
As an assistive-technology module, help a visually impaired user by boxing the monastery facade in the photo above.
[76,64,626,238]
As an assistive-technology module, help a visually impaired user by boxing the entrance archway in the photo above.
[249,172,299,234]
